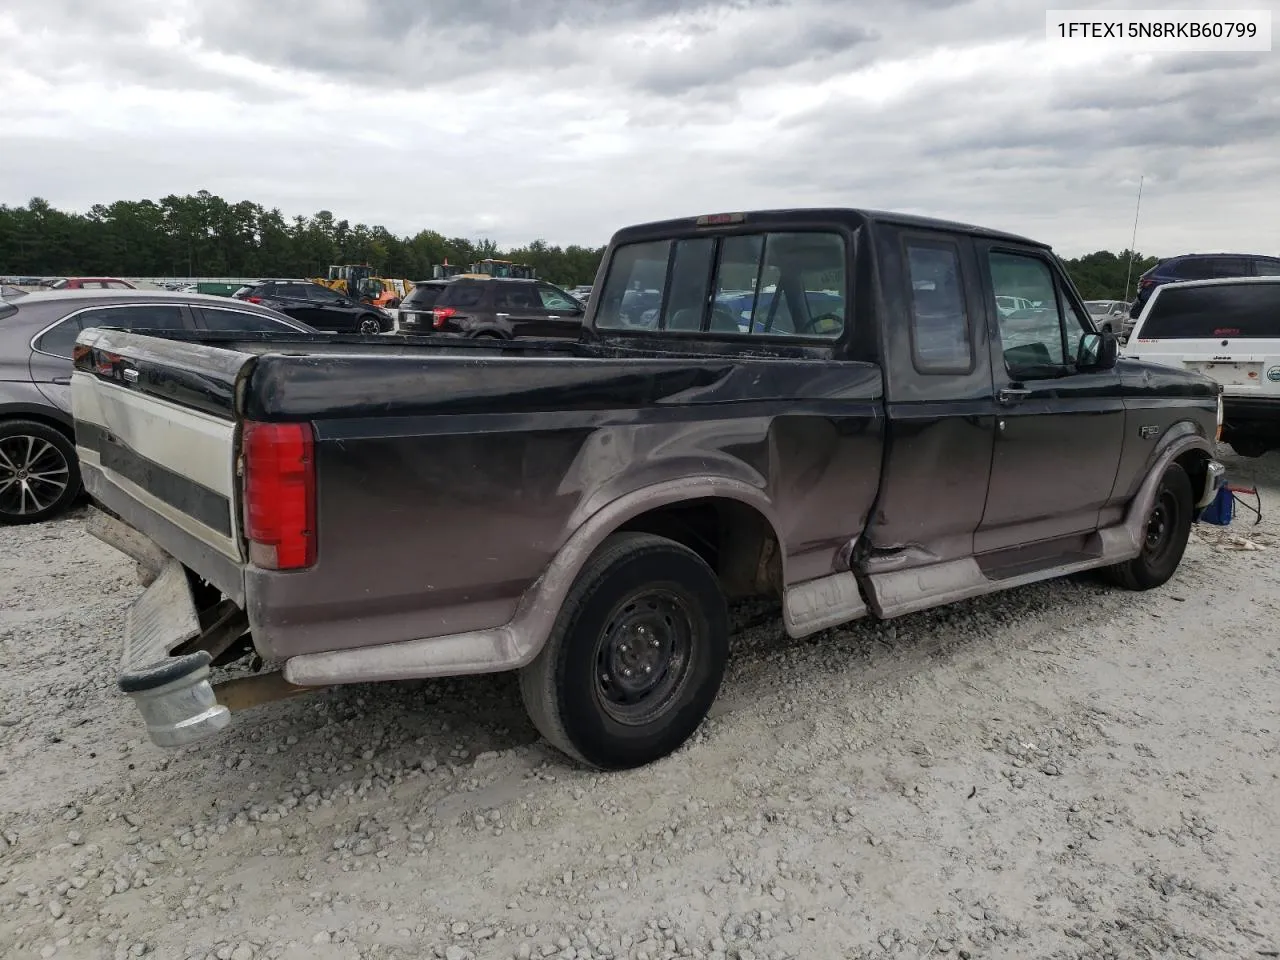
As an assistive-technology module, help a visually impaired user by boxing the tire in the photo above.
[357,315,384,336]
[519,532,729,771]
[1105,463,1193,591]
[0,420,81,525]
[473,331,503,340]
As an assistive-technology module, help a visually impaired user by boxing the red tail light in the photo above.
[1138,279,1154,290]
[432,307,456,329]
[246,296,263,304]
[242,421,316,571]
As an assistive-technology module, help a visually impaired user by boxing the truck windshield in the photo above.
[1140,283,1280,338]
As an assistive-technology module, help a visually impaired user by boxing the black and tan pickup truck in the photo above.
[71,207,1225,770]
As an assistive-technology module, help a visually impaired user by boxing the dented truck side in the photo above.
[72,208,1225,769]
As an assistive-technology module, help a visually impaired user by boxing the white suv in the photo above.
[1123,276,1280,457]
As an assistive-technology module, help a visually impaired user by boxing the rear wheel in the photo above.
[519,532,729,770]
[0,420,81,525]
[1106,463,1193,590]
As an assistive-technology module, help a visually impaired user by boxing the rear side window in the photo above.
[1254,257,1280,277]
[36,305,186,356]
[904,239,971,373]
[35,317,86,356]
[596,231,846,338]
[401,285,445,308]
[438,283,486,309]
[79,305,186,332]
[197,308,297,333]
[1140,283,1280,339]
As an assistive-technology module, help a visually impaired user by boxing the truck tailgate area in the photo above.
[71,329,252,601]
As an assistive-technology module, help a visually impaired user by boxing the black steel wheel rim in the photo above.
[593,587,694,726]
[1143,488,1179,562]
[0,434,70,517]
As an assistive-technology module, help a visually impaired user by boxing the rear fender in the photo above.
[283,477,820,686]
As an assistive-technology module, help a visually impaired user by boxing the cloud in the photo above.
[0,0,1277,258]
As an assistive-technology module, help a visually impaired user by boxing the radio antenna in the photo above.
[1123,175,1144,303]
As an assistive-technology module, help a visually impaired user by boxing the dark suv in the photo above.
[395,280,453,334]
[233,280,393,334]
[1130,253,1280,319]
[427,278,586,339]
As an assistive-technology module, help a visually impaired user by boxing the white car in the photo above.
[1085,299,1128,333]
[1122,275,1280,457]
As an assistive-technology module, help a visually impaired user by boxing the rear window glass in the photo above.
[595,231,845,338]
[1140,283,1280,338]
[437,283,486,308]
[401,284,446,308]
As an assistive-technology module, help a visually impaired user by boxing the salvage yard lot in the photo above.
[2,449,1279,960]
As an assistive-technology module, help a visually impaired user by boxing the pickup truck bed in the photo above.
[73,207,1226,770]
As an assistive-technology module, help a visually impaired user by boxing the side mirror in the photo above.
[1077,330,1118,371]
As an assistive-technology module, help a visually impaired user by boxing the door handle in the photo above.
[546,315,560,320]
[495,313,510,318]
[52,376,71,385]
[997,387,1031,405]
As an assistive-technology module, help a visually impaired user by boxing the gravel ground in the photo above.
[2,448,1279,960]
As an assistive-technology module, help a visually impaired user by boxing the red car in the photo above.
[44,277,136,290]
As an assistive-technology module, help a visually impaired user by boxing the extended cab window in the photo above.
[1140,282,1280,338]
[596,231,846,338]
[988,253,1084,376]
[905,240,971,372]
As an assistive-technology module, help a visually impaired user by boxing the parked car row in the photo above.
[0,290,315,524]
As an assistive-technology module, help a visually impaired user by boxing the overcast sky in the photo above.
[2,0,1277,257]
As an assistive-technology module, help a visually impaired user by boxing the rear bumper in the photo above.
[89,508,230,747]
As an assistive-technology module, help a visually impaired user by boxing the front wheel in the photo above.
[1106,463,1193,590]
[519,532,729,770]
[357,315,384,336]
[0,420,81,525]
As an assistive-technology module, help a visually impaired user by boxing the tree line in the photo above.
[0,192,604,287]
[0,191,1157,298]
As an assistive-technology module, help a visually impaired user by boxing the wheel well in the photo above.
[614,497,782,600]
[1174,448,1210,498]
[0,411,74,444]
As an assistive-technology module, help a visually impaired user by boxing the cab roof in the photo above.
[610,207,1049,250]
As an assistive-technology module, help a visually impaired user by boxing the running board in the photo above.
[863,525,1137,620]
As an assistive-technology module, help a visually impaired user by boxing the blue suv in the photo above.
[1130,253,1280,318]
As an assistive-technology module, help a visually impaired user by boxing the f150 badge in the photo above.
[1139,425,1160,440]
